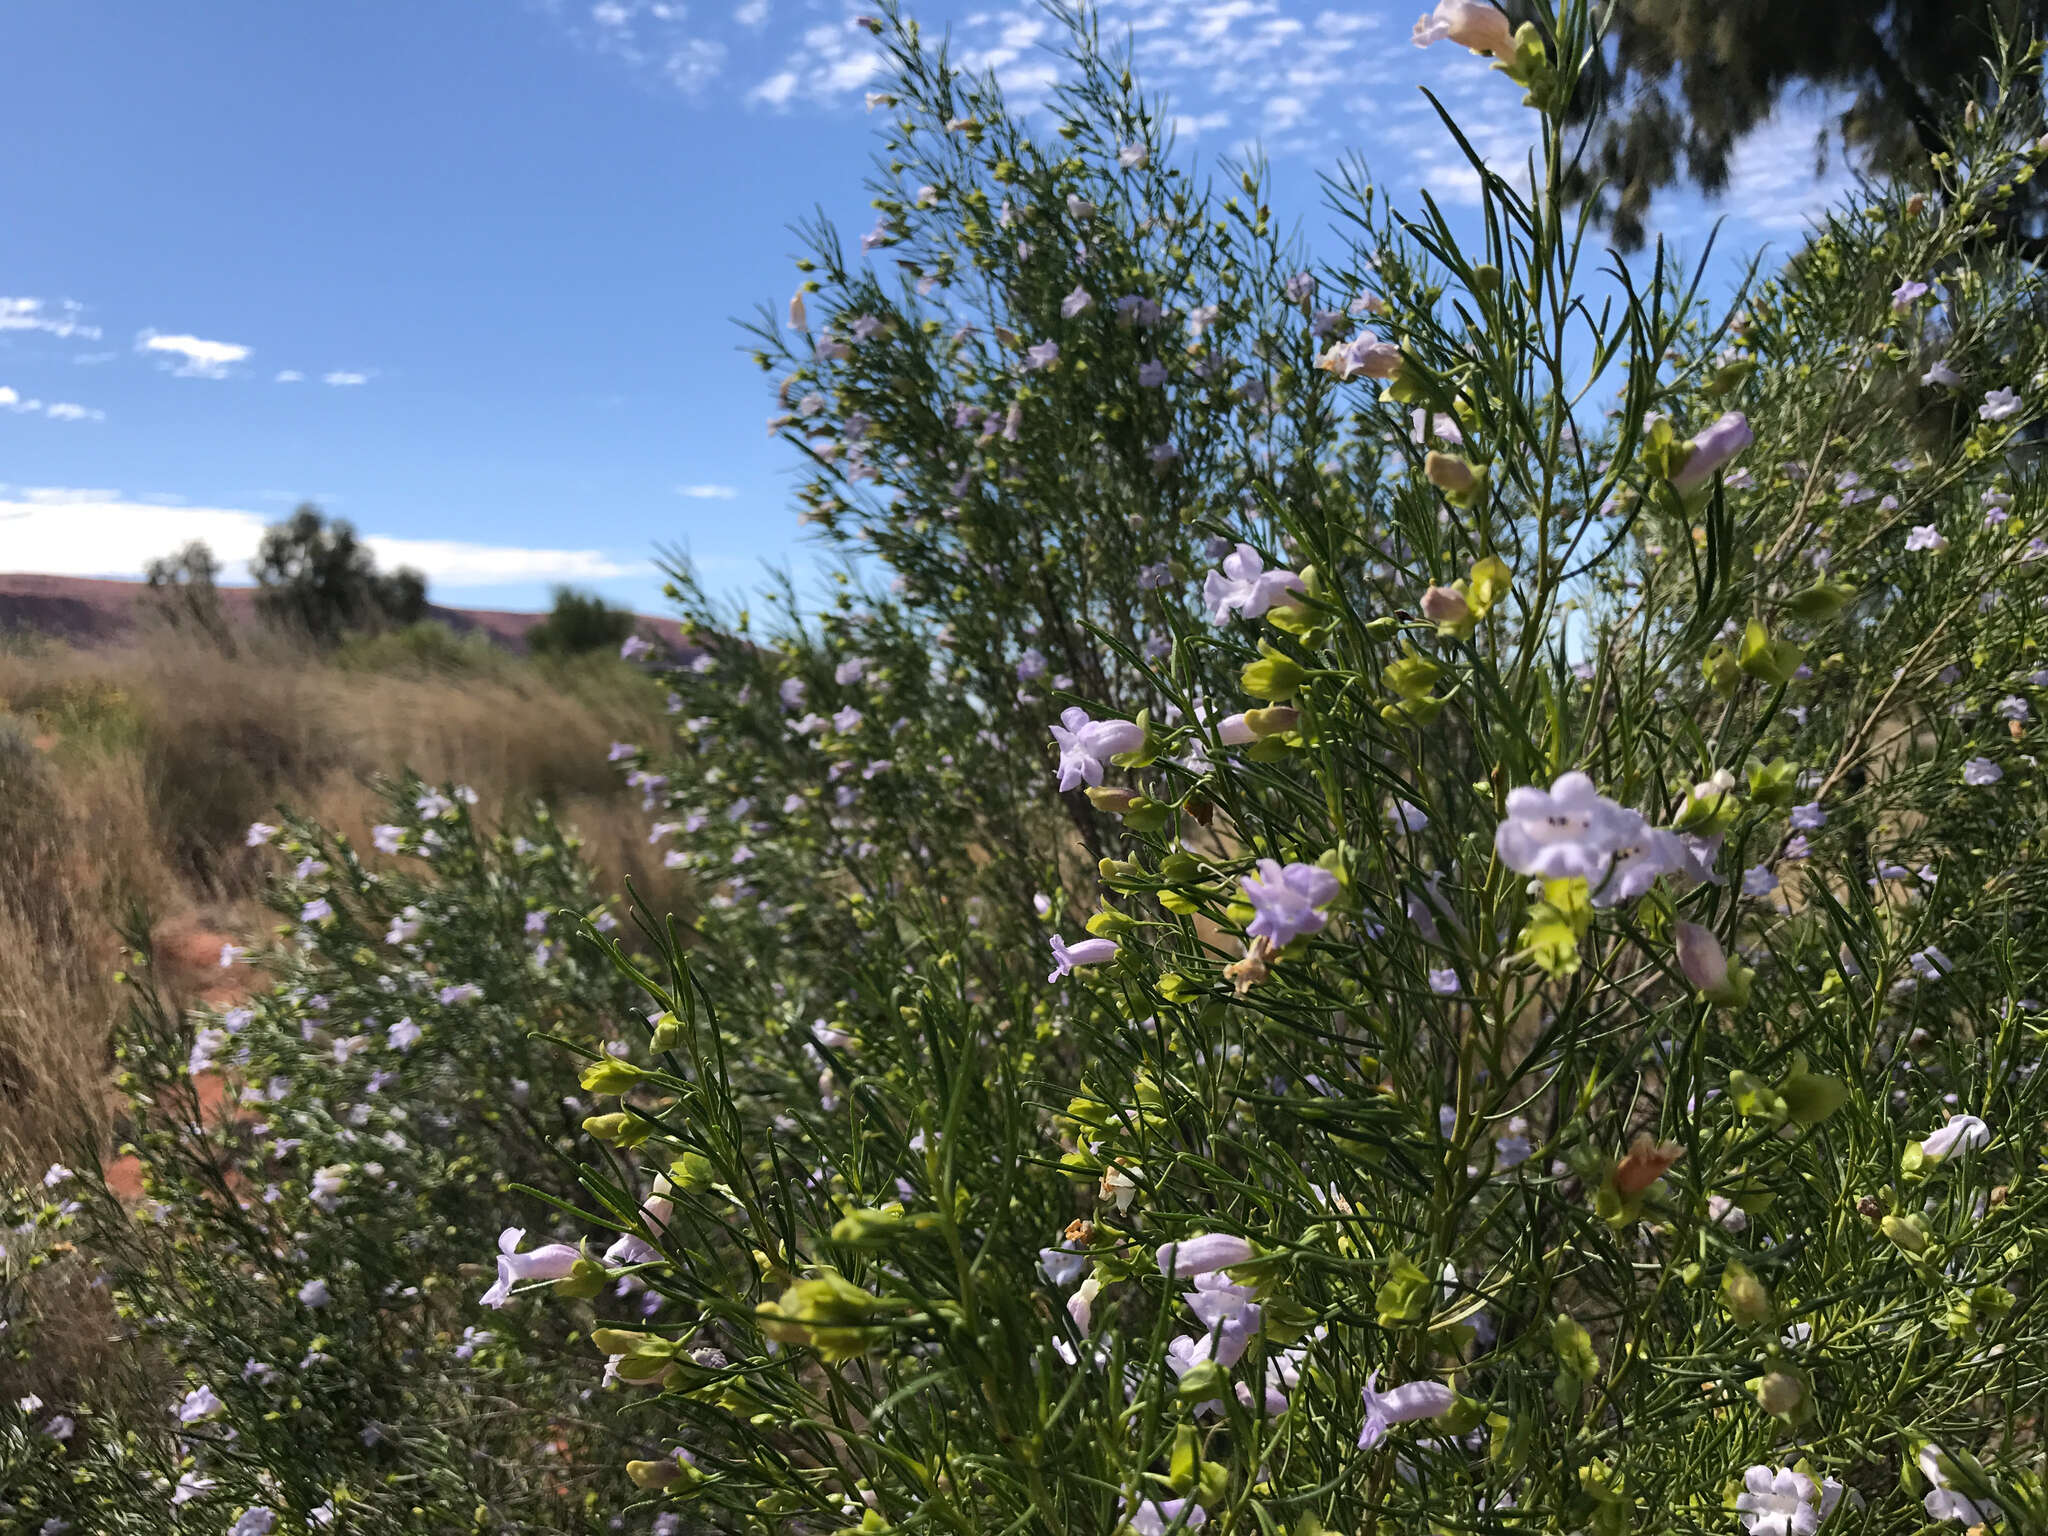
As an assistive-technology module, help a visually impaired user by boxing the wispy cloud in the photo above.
[0,387,104,422]
[275,369,304,383]
[323,370,370,387]
[677,482,738,499]
[545,0,729,95]
[137,330,252,379]
[0,297,102,341]
[0,489,639,589]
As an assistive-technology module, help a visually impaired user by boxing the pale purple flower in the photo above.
[1050,707,1145,791]
[1239,859,1340,948]
[620,635,655,661]
[1670,411,1754,494]
[387,1017,421,1051]
[1357,1370,1456,1449]
[1047,933,1118,982]
[1024,340,1060,370]
[1905,524,1949,552]
[296,1279,331,1309]
[371,823,404,854]
[42,1163,71,1188]
[1920,1444,1996,1526]
[43,1413,75,1440]
[1980,386,2023,422]
[1388,799,1429,833]
[1118,142,1149,168]
[1742,865,1780,898]
[1493,772,1676,904]
[1998,695,2029,721]
[1039,1241,1090,1287]
[832,705,864,733]
[1017,647,1048,681]
[1921,359,1963,388]
[300,897,333,924]
[386,907,423,945]
[1202,543,1305,624]
[1891,279,1929,310]
[1138,359,1168,387]
[1156,1233,1256,1277]
[1411,0,1513,55]
[1123,1497,1207,1535]
[245,822,278,847]
[1427,967,1460,995]
[175,1385,223,1423]
[230,1509,278,1536]
[173,1471,217,1506]
[780,677,807,709]
[481,1227,581,1308]
[834,657,868,685]
[1962,756,2003,786]
[1060,284,1093,318]
[1789,802,1826,830]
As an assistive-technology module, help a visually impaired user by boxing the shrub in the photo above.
[504,5,2048,1533]
[527,588,638,659]
[253,505,427,646]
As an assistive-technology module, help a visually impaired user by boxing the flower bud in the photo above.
[1424,451,1479,498]
[1669,411,1754,495]
[580,1059,645,1095]
[1613,1132,1682,1196]
[1882,1211,1931,1254]
[1421,584,1473,631]
[1750,1370,1806,1419]
[1243,705,1300,737]
[1675,921,1752,1007]
[1720,1261,1773,1327]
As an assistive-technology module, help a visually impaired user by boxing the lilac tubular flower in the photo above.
[1494,772,1670,902]
[1049,707,1145,791]
[1156,1233,1256,1277]
[1905,524,1949,552]
[1980,386,2022,422]
[1962,756,2002,786]
[176,1385,224,1423]
[1921,358,1962,387]
[1669,411,1754,493]
[481,1227,581,1308]
[1890,278,1929,309]
[1202,542,1305,624]
[1239,859,1341,947]
[1123,1496,1207,1535]
[1411,0,1513,56]
[1357,1369,1456,1449]
[1047,933,1118,983]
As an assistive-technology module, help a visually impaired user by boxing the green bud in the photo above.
[1241,645,1307,701]
[581,1058,646,1095]
[1738,619,1803,686]
[1882,1212,1931,1254]
[648,1011,684,1053]
[582,1111,654,1148]
[1745,756,1799,809]
[1720,1262,1774,1327]
[1785,580,1855,621]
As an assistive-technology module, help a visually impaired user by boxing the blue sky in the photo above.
[0,0,1855,614]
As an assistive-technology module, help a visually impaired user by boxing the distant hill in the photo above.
[0,573,692,655]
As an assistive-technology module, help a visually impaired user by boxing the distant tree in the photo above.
[251,505,427,645]
[142,540,237,655]
[1559,0,2048,250]
[524,586,637,658]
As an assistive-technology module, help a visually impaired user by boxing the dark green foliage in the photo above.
[525,586,637,658]
[251,505,428,645]
[1561,0,2048,248]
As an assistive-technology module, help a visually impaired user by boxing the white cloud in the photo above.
[0,297,101,341]
[137,330,252,379]
[733,0,769,26]
[322,370,369,386]
[0,490,639,589]
[544,0,729,95]
[677,482,738,499]
[363,536,635,585]
[275,369,304,383]
[0,388,101,421]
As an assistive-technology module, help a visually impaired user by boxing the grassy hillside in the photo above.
[0,622,686,1172]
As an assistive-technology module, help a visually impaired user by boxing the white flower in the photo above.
[1921,358,1962,388]
[1919,1444,1996,1526]
[172,1471,217,1506]
[1905,524,1949,552]
[1919,1114,1991,1161]
[244,822,278,847]
[1735,1464,1820,1536]
[1962,756,2003,786]
[1156,1233,1256,1277]
[479,1227,581,1308]
[42,1163,72,1188]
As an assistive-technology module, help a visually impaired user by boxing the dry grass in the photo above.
[0,625,683,1175]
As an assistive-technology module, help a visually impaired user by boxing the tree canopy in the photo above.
[251,504,427,645]
[1561,0,2048,248]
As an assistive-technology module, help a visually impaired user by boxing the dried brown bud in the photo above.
[1613,1133,1683,1196]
